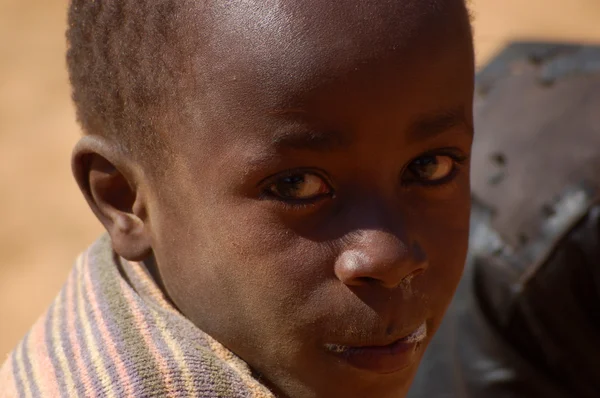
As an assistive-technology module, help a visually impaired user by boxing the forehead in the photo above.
[163,0,473,161]
[195,0,471,105]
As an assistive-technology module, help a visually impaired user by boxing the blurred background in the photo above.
[1,0,600,359]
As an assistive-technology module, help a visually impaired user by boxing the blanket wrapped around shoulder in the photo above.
[0,235,274,398]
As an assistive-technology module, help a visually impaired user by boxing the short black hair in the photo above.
[67,0,203,160]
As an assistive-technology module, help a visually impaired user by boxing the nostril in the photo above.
[356,276,379,285]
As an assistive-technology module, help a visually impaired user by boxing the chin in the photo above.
[273,342,425,398]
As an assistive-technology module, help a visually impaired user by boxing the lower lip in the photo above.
[325,323,427,374]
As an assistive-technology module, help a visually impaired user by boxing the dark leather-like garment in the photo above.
[409,43,600,398]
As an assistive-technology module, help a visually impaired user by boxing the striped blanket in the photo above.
[0,235,274,397]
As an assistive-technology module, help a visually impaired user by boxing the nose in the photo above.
[334,230,427,289]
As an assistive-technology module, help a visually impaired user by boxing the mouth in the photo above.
[324,322,428,374]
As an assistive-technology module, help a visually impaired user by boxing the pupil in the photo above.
[284,175,304,184]
[278,175,305,196]
[414,156,438,177]
[416,156,436,166]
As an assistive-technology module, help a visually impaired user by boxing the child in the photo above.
[0,0,474,396]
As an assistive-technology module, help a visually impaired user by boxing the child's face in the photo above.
[145,1,473,397]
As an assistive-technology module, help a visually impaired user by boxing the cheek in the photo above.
[420,197,470,257]
[423,213,469,280]
[410,169,471,256]
[214,204,332,288]
[164,193,332,310]
[406,184,471,303]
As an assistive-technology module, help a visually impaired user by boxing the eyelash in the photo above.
[401,149,468,188]
[259,168,334,205]
[259,149,468,208]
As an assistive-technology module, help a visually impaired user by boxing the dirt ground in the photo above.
[1,0,600,359]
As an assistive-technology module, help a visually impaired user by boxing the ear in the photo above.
[72,135,152,261]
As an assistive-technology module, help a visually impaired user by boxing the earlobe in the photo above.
[72,135,152,261]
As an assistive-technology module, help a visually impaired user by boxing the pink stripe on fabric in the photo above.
[120,280,178,397]
[29,315,61,397]
[82,252,136,397]
[0,356,20,398]
[66,257,95,395]
[127,260,175,313]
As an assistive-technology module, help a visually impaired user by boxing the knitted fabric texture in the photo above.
[0,235,274,398]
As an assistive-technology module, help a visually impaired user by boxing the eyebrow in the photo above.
[268,106,470,153]
[407,107,471,143]
[270,129,352,153]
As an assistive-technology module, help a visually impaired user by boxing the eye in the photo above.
[266,172,332,201]
[405,154,457,184]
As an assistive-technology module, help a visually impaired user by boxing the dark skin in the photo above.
[72,0,474,396]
